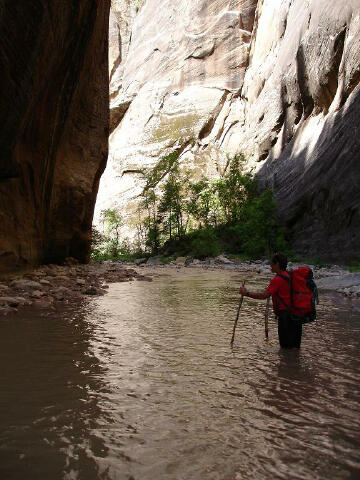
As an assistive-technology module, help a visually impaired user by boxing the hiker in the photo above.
[239,253,302,349]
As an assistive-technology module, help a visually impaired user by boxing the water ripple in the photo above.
[0,269,359,479]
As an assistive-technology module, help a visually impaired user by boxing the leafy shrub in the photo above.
[189,228,222,258]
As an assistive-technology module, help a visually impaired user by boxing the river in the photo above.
[1,269,359,480]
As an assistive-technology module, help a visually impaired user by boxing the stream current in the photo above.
[0,269,359,480]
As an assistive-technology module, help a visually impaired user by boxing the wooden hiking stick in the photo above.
[230,280,246,347]
[264,297,270,339]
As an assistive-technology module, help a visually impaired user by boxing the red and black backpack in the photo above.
[277,266,319,324]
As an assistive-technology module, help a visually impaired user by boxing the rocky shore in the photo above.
[1,255,359,317]
[0,259,153,317]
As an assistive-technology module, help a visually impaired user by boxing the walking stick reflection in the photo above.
[230,280,246,347]
[265,297,270,339]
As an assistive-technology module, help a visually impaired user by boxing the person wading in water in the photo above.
[239,253,302,349]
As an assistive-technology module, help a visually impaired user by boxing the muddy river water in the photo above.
[1,269,359,480]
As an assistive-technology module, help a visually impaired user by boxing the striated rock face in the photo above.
[0,1,110,270]
[99,0,360,261]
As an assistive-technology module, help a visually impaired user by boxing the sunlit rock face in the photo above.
[0,1,110,270]
[99,0,360,260]
[97,0,257,233]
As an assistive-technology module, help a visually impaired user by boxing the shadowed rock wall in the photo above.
[0,1,110,270]
[99,0,360,261]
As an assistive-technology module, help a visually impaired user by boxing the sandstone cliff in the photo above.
[99,0,360,261]
[0,1,110,270]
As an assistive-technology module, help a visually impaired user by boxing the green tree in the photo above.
[215,154,256,224]
[100,208,124,256]
[240,189,287,257]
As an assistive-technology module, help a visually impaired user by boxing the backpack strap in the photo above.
[275,273,292,313]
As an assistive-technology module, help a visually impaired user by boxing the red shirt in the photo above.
[266,271,291,313]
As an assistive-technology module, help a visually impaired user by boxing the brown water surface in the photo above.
[1,269,359,479]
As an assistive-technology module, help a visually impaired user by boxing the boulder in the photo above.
[134,258,147,265]
[83,286,101,295]
[0,296,30,307]
[215,255,233,265]
[316,273,360,291]
[146,257,162,266]
[174,257,187,266]
[0,297,21,307]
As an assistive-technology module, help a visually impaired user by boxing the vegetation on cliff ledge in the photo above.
[92,153,288,261]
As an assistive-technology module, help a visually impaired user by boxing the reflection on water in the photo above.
[0,270,359,480]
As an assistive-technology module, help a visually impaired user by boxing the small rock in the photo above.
[215,255,233,265]
[83,286,100,295]
[136,276,153,282]
[190,259,201,265]
[0,296,21,307]
[204,258,215,266]
[40,279,51,286]
[63,257,79,266]
[31,290,43,299]
[0,296,31,307]
[54,275,70,282]
[146,256,162,266]
[11,280,43,290]
[174,256,187,266]
[53,293,65,301]
[76,278,86,285]
[134,258,146,265]
[54,286,70,293]
[0,305,15,315]
[33,300,53,309]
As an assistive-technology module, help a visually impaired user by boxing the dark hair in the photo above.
[271,252,287,270]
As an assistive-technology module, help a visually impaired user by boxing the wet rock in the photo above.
[136,276,153,282]
[33,299,54,309]
[83,286,101,295]
[11,280,43,290]
[0,296,31,307]
[0,296,21,307]
[0,305,16,315]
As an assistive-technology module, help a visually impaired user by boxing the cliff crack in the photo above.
[198,91,229,140]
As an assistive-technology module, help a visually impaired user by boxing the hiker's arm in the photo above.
[239,287,271,300]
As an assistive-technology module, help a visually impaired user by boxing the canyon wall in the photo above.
[0,1,110,270]
[99,0,360,261]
